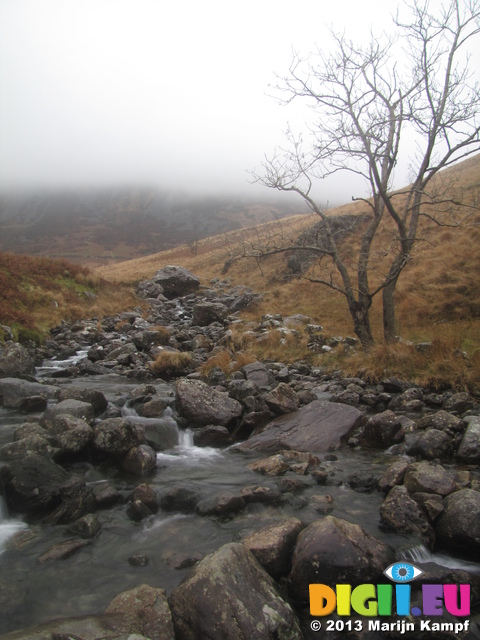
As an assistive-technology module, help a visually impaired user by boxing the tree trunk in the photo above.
[382,281,397,343]
[349,300,374,348]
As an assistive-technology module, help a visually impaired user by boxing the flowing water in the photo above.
[1,352,479,634]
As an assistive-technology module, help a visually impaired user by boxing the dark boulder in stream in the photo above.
[288,516,393,604]
[176,378,243,428]
[436,488,480,558]
[0,342,36,379]
[237,401,363,453]
[168,542,303,640]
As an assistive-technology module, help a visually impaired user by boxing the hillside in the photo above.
[0,253,137,342]
[0,188,305,263]
[95,154,480,390]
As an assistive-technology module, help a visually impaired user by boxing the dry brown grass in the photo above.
[149,351,194,379]
[92,154,480,389]
[199,350,256,378]
[0,251,139,342]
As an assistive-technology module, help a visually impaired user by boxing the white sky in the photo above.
[0,0,477,202]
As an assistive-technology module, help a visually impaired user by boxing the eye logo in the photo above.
[384,562,423,583]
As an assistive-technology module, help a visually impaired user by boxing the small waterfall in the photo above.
[37,349,89,375]
[178,428,195,448]
[0,495,27,555]
[399,544,480,575]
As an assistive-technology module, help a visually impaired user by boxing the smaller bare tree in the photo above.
[250,0,480,347]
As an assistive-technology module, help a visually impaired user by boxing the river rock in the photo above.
[136,395,170,417]
[415,410,465,435]
[443,392,475,414]
[0,435,58,461]
[380,485,435,548]
[175,378,243,428]
[406,428,453,460]
[41,399,95,428]
[69,513,102,538]
[248,455,290,476]
[264,383,300,415]
[56,387,108,415]
[411,492,444,522]
[42,414,93,455]
[168,542,303,640]
[242,518,305,579]
[241,361,276,390]
[37,537,91,563]
[129,416,179,451]
[288,516,393,604]
[195,491,246,517]
[160,486,202,513]
[1,454,68,514]
[436,489,480,558]
[240,485,283,505]
[192,301,229,326]
[403,461,456,496]
[0,378,58,410]
[121,444,157,476]
[192,424,233,447]
[93,418,144,456]
[152,266,200,299]
[378,458,409,493]
[46,476,96,524]
[237,401,363,453]
[360,410,403,448]
[456,416,480,463]
[106,584,175,640]
[0,342,35,379]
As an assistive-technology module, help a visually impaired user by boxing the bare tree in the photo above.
[251,0,480,347]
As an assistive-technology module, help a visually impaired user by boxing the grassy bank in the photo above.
[0,252,138,343]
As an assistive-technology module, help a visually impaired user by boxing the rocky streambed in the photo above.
[0,266,480,640]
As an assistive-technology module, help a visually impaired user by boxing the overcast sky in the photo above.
[0,1,477,203]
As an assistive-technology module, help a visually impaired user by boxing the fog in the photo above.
[0,1,472,205]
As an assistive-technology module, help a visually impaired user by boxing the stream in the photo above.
[0,353,479,634]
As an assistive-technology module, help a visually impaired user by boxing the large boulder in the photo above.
[152,266,200,299]
[106,583,175,640]
[0,454,68,514]
[121,444,157,476]
[264,383,300,415]
[176,379,243,428]
[360,410,403,448]
[0,378,58,410]
[192,301,229,326]
[242,518,305,579]
[456,417,480,463]
[406,429,453,460]
[93,418,144,456]
[241,362,276,390]
[41,399,95,428]
[0,342,35,379]
[403,461,455,496]
[168,542,303,640]
[380,485,435,548]
[41,414,93,455]
[237,401,363,453]
[56,387,108,415]
[436,489,480,558]
[288,516,393,604]
[0,455,94,523]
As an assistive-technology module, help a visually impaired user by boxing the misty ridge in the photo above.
[0,186,307,263]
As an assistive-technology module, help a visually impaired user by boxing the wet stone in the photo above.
[128,554,150,566]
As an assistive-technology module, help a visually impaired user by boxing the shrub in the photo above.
[149,351,194,379]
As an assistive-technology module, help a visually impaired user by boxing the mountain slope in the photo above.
[0,188,304,263]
